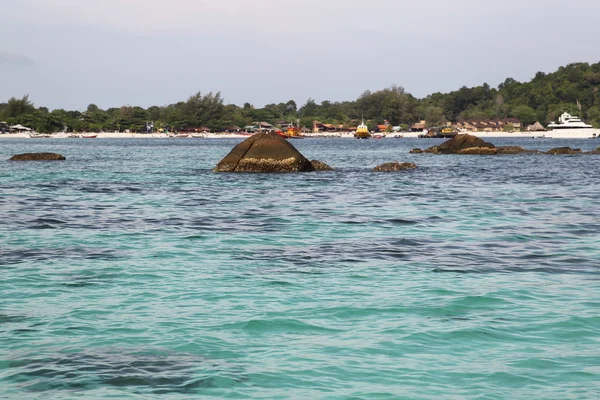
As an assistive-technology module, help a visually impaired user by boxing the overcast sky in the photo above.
[1,0,599,110]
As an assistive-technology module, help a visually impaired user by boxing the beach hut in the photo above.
[225,125,241,132]
[10,124,32,132]
[527,121,546,132]
[410,121,427,132]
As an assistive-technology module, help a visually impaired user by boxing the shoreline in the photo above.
[1,131,598,140]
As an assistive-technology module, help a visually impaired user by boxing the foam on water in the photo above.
[1,138,600,398]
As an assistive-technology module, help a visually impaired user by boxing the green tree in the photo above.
[512,105,537,126]
[4,95,35,118]
[424,106,446,127]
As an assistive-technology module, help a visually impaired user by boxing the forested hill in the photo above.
[1,62,599,133]
[421,62,600,127]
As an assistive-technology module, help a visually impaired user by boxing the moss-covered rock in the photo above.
[9,153,66,161]
[373,162,417,172]
[214,132,314,173]
[310,160,334,171]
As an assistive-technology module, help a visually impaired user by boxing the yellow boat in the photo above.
[354,119,371,139]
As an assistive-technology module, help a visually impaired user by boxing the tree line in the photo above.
[1,62,599,133]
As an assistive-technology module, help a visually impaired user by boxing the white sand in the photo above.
[0,132,252,139]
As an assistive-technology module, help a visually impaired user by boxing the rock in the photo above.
[373,162,417,172]
[425,134,495,154]
[409,148,424,154]
[585,147,600,154]
[310,160,334,171]
[546,147,582,155]
[214,132,315,173]
[496,146,540,154]
[457,147,498,155]
[9,153,66,161]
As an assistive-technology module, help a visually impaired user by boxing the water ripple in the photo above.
[1,138,600,398]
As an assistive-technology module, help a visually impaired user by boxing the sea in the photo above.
[1,137,599,399]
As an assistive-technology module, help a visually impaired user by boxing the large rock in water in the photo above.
[10,153,66,161]
[424,134,495,154]
[214,132,315,172]
[373,162,417,172]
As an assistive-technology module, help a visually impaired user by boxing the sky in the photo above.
[1,0,599,110]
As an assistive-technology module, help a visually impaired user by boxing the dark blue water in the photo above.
[1,138,600,399]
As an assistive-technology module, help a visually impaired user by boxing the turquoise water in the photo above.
[1,138,600,399]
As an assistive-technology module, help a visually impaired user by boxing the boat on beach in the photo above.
[29,133,51,138]
[81,133,98,138]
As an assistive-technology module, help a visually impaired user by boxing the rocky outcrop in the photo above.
[310,160,334,171]
[410,137,598,156]
[373,162,417,172]
[214,132,315,173]
[546,147,582,155]
[496,146,541,154]
[424,134,495,154]
[457,147,498,155]
[9,153,66,161]
[585,147,600,154]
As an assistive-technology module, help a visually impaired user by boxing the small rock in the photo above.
[373,162,417,172]
[409,148,424,154]
[9,153,66,161]
[585,147,600,154]
[546,147,582,155]
[310,160,334,171]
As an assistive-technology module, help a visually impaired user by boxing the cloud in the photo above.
[0,52,35,66]
[24,0,477,34]
[31,0,307,33]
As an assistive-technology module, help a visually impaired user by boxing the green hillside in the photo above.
[1,62,599,133]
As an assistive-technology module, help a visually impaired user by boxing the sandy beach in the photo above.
[2,131,598,140]
[0,132,252,139]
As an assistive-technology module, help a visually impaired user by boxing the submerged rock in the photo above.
[310,160,334,171]
[9,153,66,161]
[214,132,315,173]
[373,162,417,172]
[546,147,582,155]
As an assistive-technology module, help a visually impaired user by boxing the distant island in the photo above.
[1,62,599,134]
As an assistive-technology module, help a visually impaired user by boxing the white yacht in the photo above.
[546,112,599,139]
